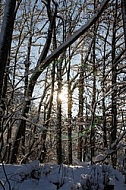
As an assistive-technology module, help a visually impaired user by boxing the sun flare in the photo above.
[58,86,68,103]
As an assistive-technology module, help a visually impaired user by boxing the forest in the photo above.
[0,0,126,181]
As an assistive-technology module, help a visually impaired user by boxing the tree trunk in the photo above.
[90,0,98,164]
[102,24,110,148]
[0,0,17,162]
[111,0,118,169]
[56,59,62,164]
[0,0,16,99]
[67,49,72,165]
[121,0,126,48]
[78,54,84,162]
[38,29,56,163]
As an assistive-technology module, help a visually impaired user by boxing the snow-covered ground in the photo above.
[0,160,126,190]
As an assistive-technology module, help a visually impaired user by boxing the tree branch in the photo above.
[28,0,110,96]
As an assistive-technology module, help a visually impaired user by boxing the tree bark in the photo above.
[56,59,62,164]
[90,0,98,164]
[0,0,16,99]
[78,54,84,162]
[102,22,110,148]
[111,0,118,169]
[67,50,72,165]
[121,0,126,48]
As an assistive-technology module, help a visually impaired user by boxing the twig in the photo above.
[2,162,11,190]
[0,180,6,190]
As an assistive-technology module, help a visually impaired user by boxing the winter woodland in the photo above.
[0,0,126,189]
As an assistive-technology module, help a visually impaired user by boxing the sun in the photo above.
[53,85,68,114]
[58,86,68,104]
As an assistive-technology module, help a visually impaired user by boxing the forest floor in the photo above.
[0,160,126,190]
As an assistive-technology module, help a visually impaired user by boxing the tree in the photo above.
[2,0,126,167]
[0,0,17,100]
[10,0,110,163]
[10,0,58,163]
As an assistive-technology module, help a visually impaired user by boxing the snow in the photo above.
[0,160,126,190]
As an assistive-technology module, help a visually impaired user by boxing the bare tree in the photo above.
[2,0,124,166]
